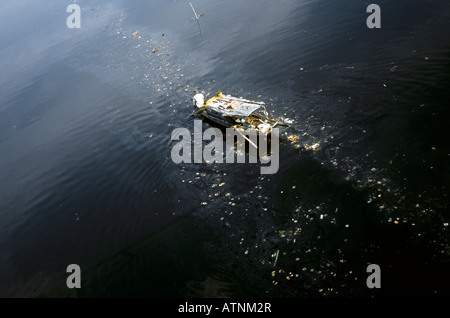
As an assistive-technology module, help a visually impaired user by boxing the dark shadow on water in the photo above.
[215,149,450,297]
[77,214,235,298]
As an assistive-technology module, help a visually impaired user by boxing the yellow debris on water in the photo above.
[304,142,320,152]
[132,31,139,36]
[287,135,299,143]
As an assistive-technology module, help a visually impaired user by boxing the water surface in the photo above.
[0,0,449,297]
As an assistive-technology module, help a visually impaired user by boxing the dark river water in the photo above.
[1,0,449,298]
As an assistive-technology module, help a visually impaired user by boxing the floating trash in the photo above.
[284,118,294,124]
[287,135,299,143]
[304,142,320,152]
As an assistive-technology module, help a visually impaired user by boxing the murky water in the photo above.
[0,0,449,297]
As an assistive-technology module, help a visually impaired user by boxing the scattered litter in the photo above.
[273,250,280,267]
[287,135,299,143]
[304,142,320,152]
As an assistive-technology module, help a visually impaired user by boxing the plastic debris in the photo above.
[287,135,299,143]
[304,142,320,152]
